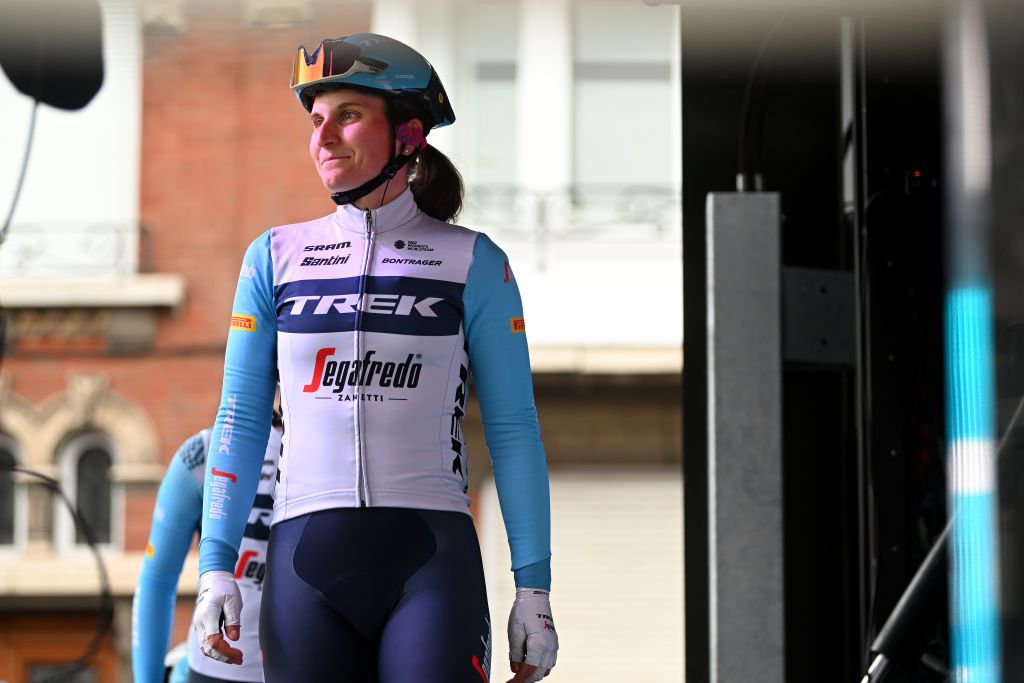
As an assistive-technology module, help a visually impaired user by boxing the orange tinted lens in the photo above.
[291,40,361,88]
[292,44,326,88]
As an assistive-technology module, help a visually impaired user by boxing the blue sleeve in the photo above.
[463,233,552,590]
[199,231,278,574]
[169,656,190,683]
[132,435,204,683]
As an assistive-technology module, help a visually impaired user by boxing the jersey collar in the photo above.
[333,187,421,235]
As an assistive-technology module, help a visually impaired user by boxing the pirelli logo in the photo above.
[230,314,256,332]
[510,317,526,334]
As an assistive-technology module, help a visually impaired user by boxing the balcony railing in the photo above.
[0,222,137,279]
[461,184,681,242]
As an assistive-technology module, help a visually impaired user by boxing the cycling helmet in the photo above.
[290,33,455,129]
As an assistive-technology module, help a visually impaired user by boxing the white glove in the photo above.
[192,570,243,664]
[508,588,558,681]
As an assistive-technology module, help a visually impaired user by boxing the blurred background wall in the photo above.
[0,1,683,680]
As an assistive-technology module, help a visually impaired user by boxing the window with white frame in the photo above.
[57,431,119,550]
[571,0,680,234]
[0,433,23,548]
[453,0,521,231]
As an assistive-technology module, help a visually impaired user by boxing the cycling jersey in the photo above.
[133,428,280,683]
[199,188,551,589]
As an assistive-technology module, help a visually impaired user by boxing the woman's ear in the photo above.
[395,118,427,154]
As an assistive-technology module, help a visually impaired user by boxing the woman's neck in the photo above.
[352,175,410,211]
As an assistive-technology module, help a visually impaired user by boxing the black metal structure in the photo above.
[682,5,951,681]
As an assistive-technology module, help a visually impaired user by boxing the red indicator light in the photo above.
[913,170,922,178]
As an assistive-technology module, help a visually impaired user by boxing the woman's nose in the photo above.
[315,121,339,147]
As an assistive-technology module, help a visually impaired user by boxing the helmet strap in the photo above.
[330,151,416,206]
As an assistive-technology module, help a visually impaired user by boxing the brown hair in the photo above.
[386,97,464,223]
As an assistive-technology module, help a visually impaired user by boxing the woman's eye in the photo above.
[312,117,323,128]
[341,111,358,122]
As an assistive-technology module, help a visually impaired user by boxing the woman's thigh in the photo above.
[377,509,491,683]
[260,508,490,683]
[260,513,377,682]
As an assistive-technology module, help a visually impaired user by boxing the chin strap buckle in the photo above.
[330,152,416,206]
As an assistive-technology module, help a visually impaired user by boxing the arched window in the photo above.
[57,431,119,551]
[0,434,18,547]
[76,446,112,545]
[0,432,27,550]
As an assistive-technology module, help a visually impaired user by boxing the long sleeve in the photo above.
[132,435,204,683]
[199,231,279,574]
[463,233,552,590]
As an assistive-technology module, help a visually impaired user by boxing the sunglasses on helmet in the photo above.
[291,39,388,90]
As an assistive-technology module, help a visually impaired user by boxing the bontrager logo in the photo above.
[382,258,442,266]
[284,293,443,318]
[304,242,352,251]
[303,348,423,392]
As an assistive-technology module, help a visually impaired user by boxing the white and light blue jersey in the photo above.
[199,189,551,589]
[133,428,279,683]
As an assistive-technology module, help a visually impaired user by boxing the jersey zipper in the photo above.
[353,207,376,506]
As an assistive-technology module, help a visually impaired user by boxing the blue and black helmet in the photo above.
[290,33,455,129]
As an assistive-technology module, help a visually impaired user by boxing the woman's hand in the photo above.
[507,588,558,682]
[192,570,244,665]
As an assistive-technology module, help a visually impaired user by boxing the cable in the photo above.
[0,99,40,381]
[736,15,790,191]
[861,390,1024,682]
[0,99,39,247]
[0,461,114,683]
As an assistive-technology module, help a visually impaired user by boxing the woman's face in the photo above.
[309,89,393,193]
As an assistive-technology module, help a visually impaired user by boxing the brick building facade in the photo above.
[0,2,683,680]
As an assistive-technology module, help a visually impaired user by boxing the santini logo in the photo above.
[303,348,423,392]
[301,254,350,267]
[284,293,443,318]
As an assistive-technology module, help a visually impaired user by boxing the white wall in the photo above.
[478,467,685,682]
[0,0,141,279]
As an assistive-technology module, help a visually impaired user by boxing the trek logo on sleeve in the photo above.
[510,317,526,334]
[230,314,256,332]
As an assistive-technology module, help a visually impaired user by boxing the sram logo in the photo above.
[284,293,443,317]
[303,348,423,392]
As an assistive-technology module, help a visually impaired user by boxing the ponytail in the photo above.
[409,145,464,223]
[386,97,465,222]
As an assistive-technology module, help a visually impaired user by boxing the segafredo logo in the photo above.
[303,347,424,393]
[208,466,237,521]
[235,549,267,587]
[283,293,443,317]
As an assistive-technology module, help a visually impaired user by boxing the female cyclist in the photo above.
[133,412,281,683]
[192,34,558,683]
